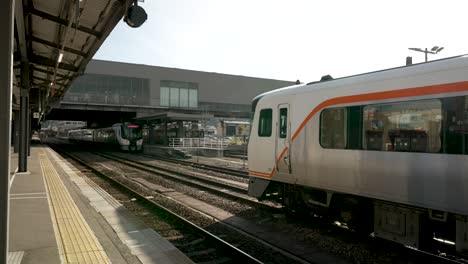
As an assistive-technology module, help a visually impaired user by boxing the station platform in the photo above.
[8,141,193,264]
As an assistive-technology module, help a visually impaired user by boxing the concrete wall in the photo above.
[84,59,294,107]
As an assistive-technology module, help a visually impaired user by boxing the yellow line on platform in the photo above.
[39,149,111,264]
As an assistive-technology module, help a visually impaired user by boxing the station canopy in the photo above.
[137,112,215,124]
[14,0,135,118]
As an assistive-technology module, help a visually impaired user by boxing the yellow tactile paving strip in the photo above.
[39,149,111,264]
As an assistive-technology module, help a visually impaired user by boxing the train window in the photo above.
[258,108,272,137]
[442,96,468,154]
[320,108,347,149]
[121,125,143,140]
[363,99,442,152]
[347,106,363,149]
[279,108,288,138]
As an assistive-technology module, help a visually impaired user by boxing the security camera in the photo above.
[124,4,147,28]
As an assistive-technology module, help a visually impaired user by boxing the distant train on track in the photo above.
[68,123,143,151]
[248,55,468,253]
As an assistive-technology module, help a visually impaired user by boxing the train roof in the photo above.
[68,129,93,133]
[253,54,468,101]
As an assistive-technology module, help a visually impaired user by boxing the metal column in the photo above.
[0,0,15,263]
[18,63,29,172]
[177,121,185,138]
[148,125,154,144]
[13,111,19,153]
[27,110,31,156]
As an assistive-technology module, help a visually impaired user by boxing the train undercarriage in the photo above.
[249,177,468,254]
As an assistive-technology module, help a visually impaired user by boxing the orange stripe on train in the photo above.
[252,80,468,179]
[248,169,275,178]
[291,81,468,141]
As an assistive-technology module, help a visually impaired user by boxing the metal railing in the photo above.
[169,138,229,149]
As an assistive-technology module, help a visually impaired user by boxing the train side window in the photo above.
[258,108,272,137]
[363,99,442,152]
[279,108,288,138]
[320,108,347,149]
[442,96,468,154]
[347,106,363,149]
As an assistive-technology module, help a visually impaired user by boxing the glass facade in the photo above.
[64,74,150,105]
[160,80,198,108]
[64,75,254,116]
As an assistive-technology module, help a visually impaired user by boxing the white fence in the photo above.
[169,138,229,149]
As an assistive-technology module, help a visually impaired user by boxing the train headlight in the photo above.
[123,139,129,144]
[137,139,143,145]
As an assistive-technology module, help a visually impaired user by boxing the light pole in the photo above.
[408,46,444,62]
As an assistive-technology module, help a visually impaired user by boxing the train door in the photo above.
[276,104,291,174]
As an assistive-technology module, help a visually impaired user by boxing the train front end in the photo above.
[119,124,143,151]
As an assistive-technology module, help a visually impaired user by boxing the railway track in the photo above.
[47,141,468,264]
[95,152,249,192]
[90,152,277,211]
[135,153,249,179]
[406,246,467,264]
[48,144,319,264]
[50,145,263,263]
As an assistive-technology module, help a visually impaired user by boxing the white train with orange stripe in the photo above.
[248,55,468,253]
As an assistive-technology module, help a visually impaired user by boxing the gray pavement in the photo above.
[9,146,60,264]
[8,143,194,264]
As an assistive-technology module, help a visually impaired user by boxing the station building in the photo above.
[51,59,295,144]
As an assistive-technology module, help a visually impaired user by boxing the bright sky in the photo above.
[94,0,468,83]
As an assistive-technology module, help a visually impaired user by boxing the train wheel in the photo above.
[338,197,372,234]
[284,195,299,216]
[283,190,309,218]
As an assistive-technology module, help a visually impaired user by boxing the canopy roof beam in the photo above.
[27,7,102,38]
[30,54,78,72]
[32,66,70,79]
[30,36,87,57]
[32,75,66,86]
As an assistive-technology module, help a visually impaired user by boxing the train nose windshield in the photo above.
[122,125,142,140]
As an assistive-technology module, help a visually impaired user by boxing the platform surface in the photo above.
[8,142,193,264]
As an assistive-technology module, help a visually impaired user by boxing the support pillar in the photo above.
[27,110,31,156]
[177,121,185,138]
[148,125,154,145]
[0,0,14,263]
[191,121,198,138]
[163,121,168,146]
[13,111,19,153]
[18,62,29,172]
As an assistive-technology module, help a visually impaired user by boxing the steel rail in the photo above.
[136,153,249,179]
[49,142,467,264]
[49,144,263,264]
[92,152,279,212]
[94,152,248,194]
